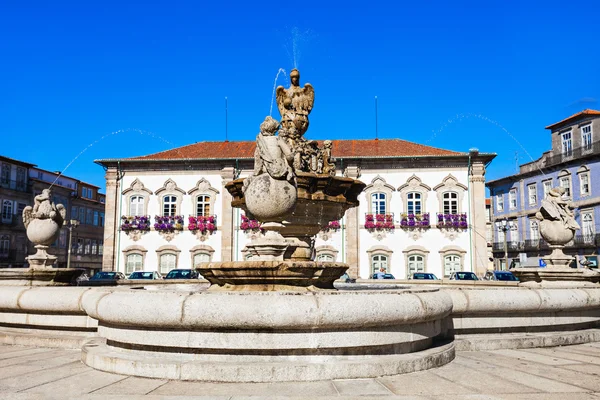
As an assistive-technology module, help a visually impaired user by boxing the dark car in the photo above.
[449,271,479,281]
[81,271,126,286]
[128,271,163,280]
[372,273,396,279]
[339,273,356,283]
[410,272,439,280]
[164,269,200,280]
[484,270,519,282]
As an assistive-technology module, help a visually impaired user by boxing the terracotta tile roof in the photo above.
[129,139,463,161]
[545,109,600,130]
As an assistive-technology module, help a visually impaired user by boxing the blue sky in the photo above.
[1,1,598,190]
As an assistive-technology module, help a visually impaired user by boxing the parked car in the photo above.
[81,271,127,286]
[410,272,439,280]
[339,273,356,283]
[128,271,163,280]
[371,273,396,279]
[164,269,200,280]
[449,271,479,281]
[483,270,519,282]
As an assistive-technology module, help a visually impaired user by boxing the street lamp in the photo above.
[65,220,80,269]
[499,219,511,271]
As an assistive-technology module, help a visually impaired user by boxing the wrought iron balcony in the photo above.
[0,179,28,193]
[544,141,600,167]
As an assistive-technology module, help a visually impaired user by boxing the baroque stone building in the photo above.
[96,139,494,279]
[487,109,600,270]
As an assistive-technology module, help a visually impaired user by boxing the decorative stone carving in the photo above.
[276,68,314,140]
[22,189,66,267]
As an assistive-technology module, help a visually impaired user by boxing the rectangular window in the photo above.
[582,124,593,151]
[561,131,572,157]
[580,173,590,196]
[1,163,11,184]
[86,209,93,225]
[0,237,9,257]
[509,189,517,209]
[91,240,97,255]
[496,194,504,212]
[84,239,91,255]
[82,188,87,198]
[71,206,77,220]
[543,180,552,198]
[99,212,105,227]
[17,203,26,216]
[16,167,26,190]
[79,208,85,224]
[560,176,571,198]
[98,240,103,255]
[371,193,386,215]
[77,238,83,254]
[59,230,67,248]
[93,211,99,226]
[527,184,537,206]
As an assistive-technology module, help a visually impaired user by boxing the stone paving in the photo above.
[2,343,600,399]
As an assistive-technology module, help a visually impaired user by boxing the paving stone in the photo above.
[91,376,169,395]
[333,378,394,396]
[521,347,600,365]
[0,360,89,392]
[378,370,474,396]
[150,380,338,397]
[489,348,583,366]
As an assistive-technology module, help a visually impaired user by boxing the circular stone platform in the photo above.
[81,287,454,382]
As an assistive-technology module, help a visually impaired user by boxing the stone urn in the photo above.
[26,218,61,246]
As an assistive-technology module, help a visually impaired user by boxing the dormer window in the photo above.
[561,130,572,157]
[582,124,593,151]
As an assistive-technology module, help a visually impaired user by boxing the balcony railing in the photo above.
[544,140,600,167]
[495,235,600,252]
[0,179,28,193]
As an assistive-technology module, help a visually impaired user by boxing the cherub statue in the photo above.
[320,140,336,176]
[537,187,580,232]
[23,188,66,229]
[276,69,315,140]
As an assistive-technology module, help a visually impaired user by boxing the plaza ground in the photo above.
[2,343,600,399]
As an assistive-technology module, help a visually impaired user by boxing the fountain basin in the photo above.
[81,287,454,382]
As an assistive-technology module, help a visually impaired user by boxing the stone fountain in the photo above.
[81,69,455,382]
[0,188,83,286]
[513,187,600,286]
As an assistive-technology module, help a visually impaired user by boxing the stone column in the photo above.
[220,167,236,262]
[470,160,488,276]
[102,167,119,271]
[344,166,361,279]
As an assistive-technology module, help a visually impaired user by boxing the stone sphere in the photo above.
[26,219,61,246]
[540,220,575,245]
[245,174,296,222]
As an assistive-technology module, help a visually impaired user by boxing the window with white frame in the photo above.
[543,180,552,198]
[84,239,91,255]
[2,200,13,222]
[196,195,211,217]
[510,223,520,243]
[527,184,537,206]
[91,239,97,255]
[163,195,177,217]
[582,124,592,151]
[444,255,461,277]
[76,238,83,254]
[316,254,334,262]
[509,189,517,209]
[530,219,539,241]
[496,194,504,212]
[407,192,422,215]
[582,212,594,243]
[371,192,386,215]
[443,192,458,214]
[371,254,388,275]
[561,131,572,156]
[98,240,103,255]
[559,175,571,198]
[497,222,505,243]
[126,254,143,274]
[129,196,144,216]
[407,254,425,275]
[193,252,211,267]
[159,253,177,274]
[580,171,590,196]
[0,235,9,257]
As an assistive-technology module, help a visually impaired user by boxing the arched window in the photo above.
[530,220,539,241]
[371,254,388,275]
[444,255,461,277]
[407,255,424,275]
[371,193,386,215]
[2,200,12,221]
[193,252,211,267]
[407,192,422,215]
[126,254,143,275]
[129,196,144,216]
[159,253,177,274]
[582,213,594,242]
[163,195,177,217]
[443,192,458,214]
[317,254,334,262]
[196,195,211,217]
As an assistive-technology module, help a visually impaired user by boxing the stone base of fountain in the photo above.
[513,266,600,287]
[0,267,84,286]
[81,287,454,382]
[198,261,349,291]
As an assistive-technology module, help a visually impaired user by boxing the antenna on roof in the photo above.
[225,97,229,142]
[375,96,378,140]
[515,151,518,173]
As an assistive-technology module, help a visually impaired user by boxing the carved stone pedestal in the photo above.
[26,245,57,268]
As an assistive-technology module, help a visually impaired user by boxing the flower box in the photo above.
[120,215,150,232]
[400,213,430,229]
[154,215,184,232]
[436,213,467,229]
[365,214,394,231]
[240,214,261,233]
[189,215,217,235]
[322,220,341,232]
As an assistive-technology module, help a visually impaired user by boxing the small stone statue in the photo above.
[320,140,336,176]
[24,189,65,228]
[537,187,580,234]
[254,116,294,182]
[276,68,314,140]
